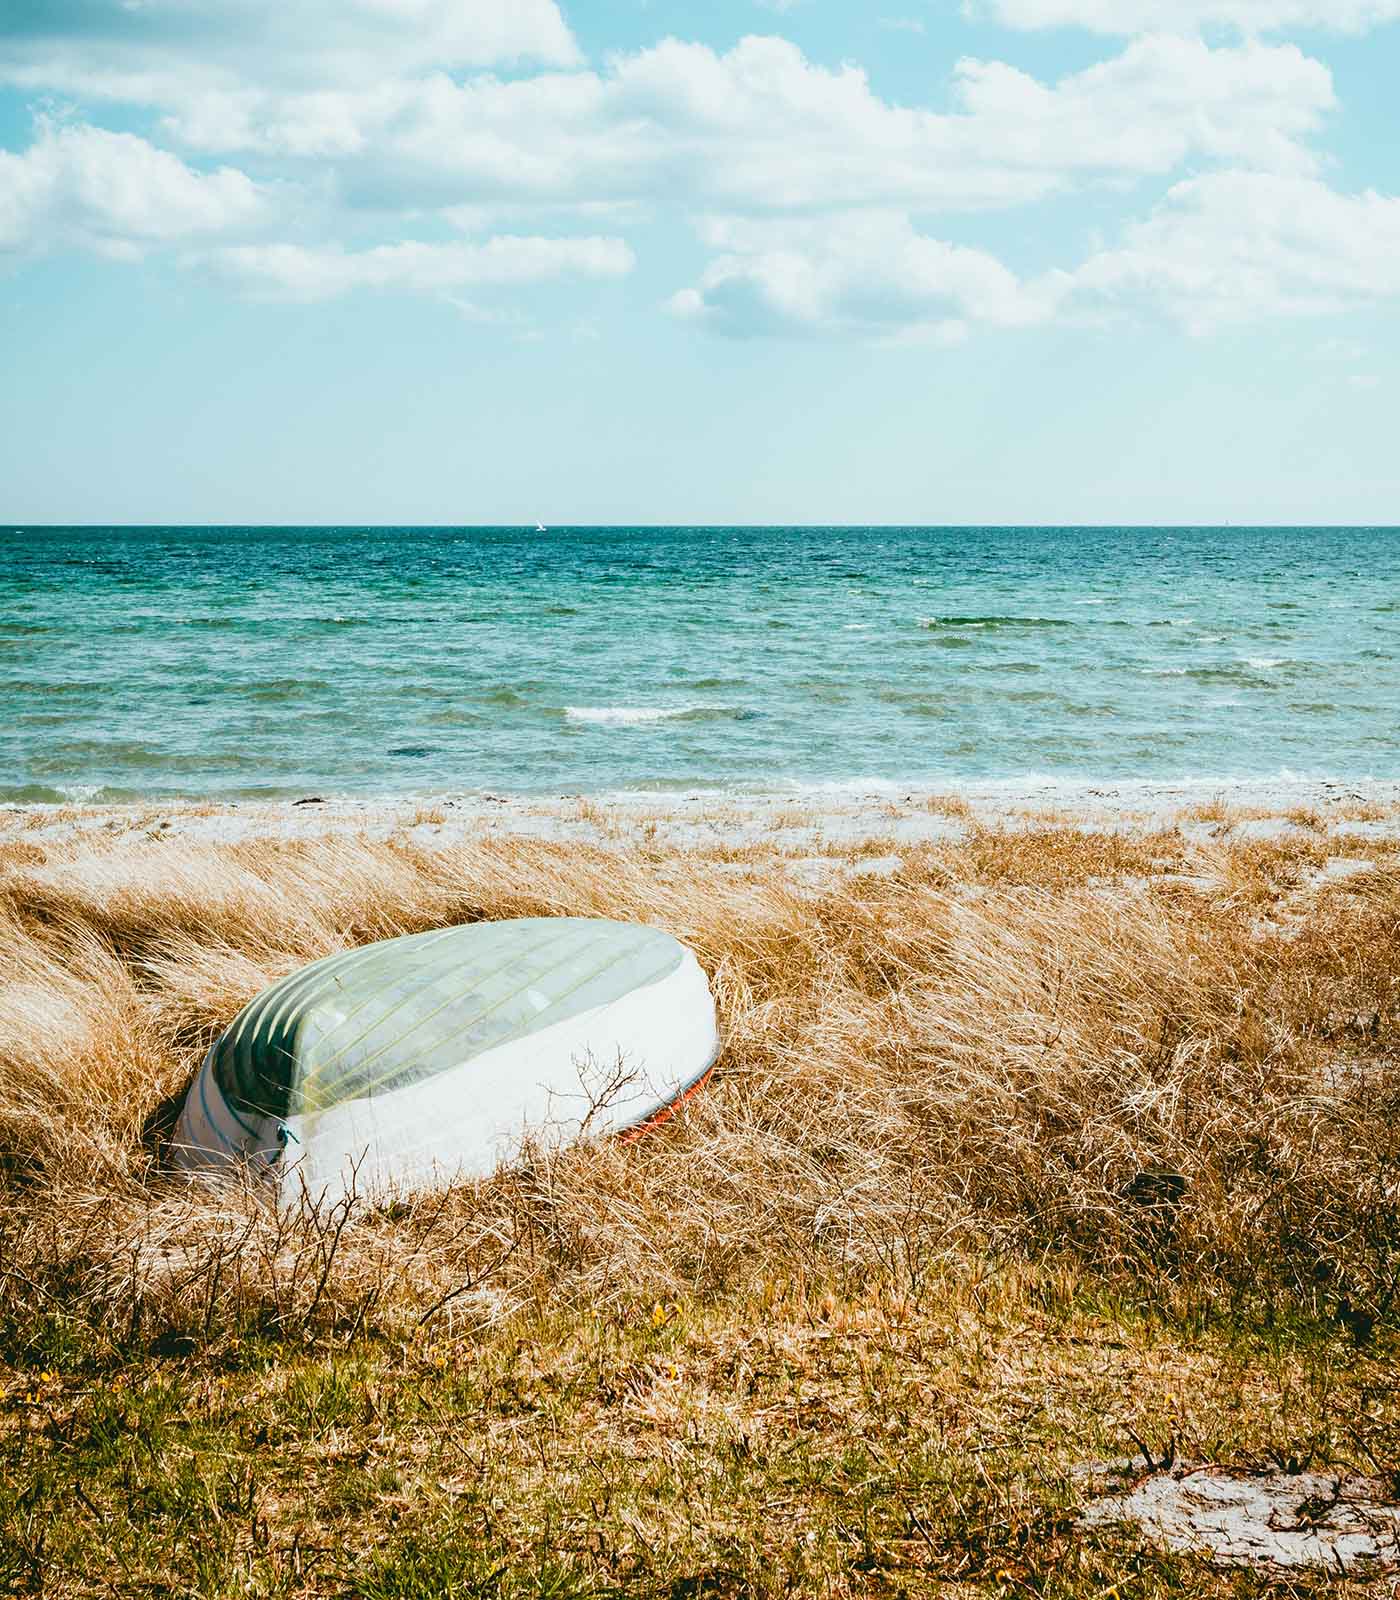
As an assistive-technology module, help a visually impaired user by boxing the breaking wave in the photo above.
[565,705,752,726]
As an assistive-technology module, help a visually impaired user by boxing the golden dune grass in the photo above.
[0,818,1397,1357]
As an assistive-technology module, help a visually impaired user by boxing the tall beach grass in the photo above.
[1,814,1396,1354]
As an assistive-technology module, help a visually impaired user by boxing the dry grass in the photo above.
[1179,798,1241,824]
[2,815,1399,1594]
[1,822,1397,1341]
[921,792,975,818]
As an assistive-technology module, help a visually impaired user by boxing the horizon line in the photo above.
[6,522,1400,533]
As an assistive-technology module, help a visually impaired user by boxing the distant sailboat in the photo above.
[535,521,547,533]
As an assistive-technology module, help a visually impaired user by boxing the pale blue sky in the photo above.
[1,0,1397,524]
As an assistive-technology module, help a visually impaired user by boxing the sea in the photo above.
[2,525,1397,804]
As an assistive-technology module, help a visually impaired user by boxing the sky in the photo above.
[1,0,1397,525]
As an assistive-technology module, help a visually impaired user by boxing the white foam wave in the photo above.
[566,704,723,726]
[954,768,1375,797]
[790,777,906,797]
[1244,657,1286,669]
[788,770,1382,803]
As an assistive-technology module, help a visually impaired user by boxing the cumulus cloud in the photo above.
[668,212,1048,340]
[1,4,1383,340]
[0,0,578,102]
[145,33,1332,215]
[0,121,265,256]
[197,234,635,299]
[984,0,1400,33]
[671,173,1400,342]
[1059,171,1400,333]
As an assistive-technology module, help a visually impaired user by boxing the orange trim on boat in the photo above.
[617,1060,717,1145]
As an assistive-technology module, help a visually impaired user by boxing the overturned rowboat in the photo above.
[171,917,718,1205]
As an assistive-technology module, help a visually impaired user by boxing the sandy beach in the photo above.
[8,774,1400,850]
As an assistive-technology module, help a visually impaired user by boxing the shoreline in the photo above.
[6,774,1400,855]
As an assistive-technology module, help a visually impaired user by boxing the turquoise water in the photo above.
[2,526,1397,802]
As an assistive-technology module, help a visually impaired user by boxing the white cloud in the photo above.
[0,0,578,103]
[984,0,1400,33]
[1059,172,1400,333]
[668,211,1047,339]
[197,234,635,299]
[0,11,1377,341]
[946,33,1328,176]
[672,173,1400,342]
[143,33,1332,216]
[0,121,265,256]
